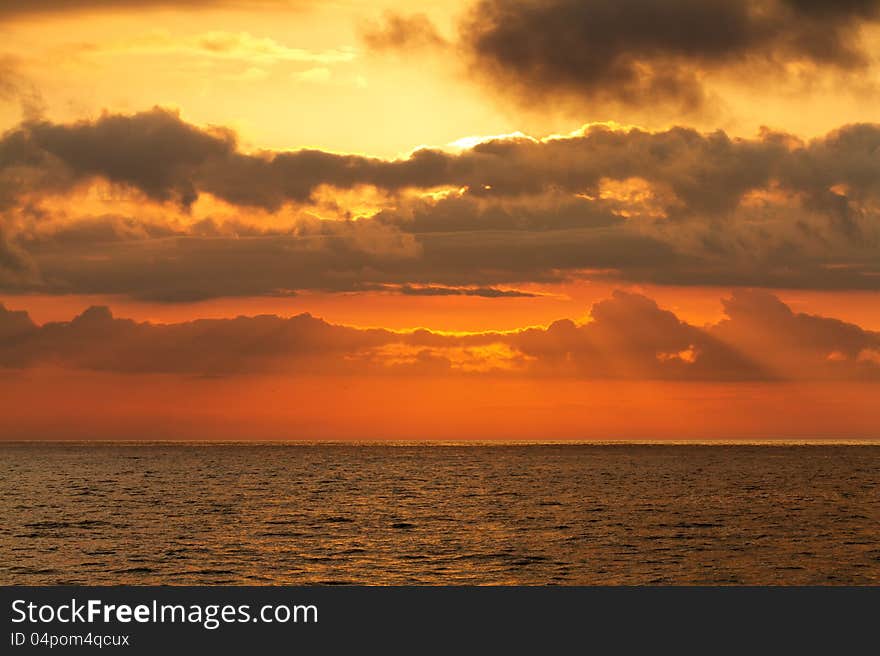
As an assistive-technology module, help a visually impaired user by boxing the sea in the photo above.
[1,443,878,585]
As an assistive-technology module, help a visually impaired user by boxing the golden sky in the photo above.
[1,0,879,439]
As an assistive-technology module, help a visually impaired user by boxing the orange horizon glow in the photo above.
[1,370,878,441]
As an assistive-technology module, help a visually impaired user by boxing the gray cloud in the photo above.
[6,109,880,223]
[710,289,880,379]
[5,216,687,300]
[3,109,879,214]
[0,225,36,284]
[1,109,879,297]
[458,0,880,113]
[0,109,235,208]
[370,284,537,298]
[2,290,878,380]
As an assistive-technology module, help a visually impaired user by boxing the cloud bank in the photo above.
[1,108,878,298]
[2,290,878,380]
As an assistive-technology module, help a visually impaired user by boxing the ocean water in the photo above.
[1,443,878,585]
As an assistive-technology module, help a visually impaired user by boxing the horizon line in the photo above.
[3,439,880,447]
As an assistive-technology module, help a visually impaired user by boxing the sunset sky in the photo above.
[1,0,879,440]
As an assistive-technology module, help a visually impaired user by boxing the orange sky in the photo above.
[1,1,879,440]
[2,371,878,441]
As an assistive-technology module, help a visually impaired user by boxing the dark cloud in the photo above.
[4,217,684,300]
[374,192,624,233]
[390,284,536,298]
[783,0,880,19]
[1,109,879,296]
[0,303,394,374]
[0,109,456,211]
[1,109,235,208]
[4,108,880,218]
[710,289,880,379]
[0,226,35,284]
[511,289,880,381]
[360,12,448,51]
[2,291,877,380]
[8,215,426,301]
[459,0,880,113]
[0,301,35,340]
[511,291,767,380]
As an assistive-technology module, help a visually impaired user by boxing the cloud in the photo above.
[710,289,880,379]
[2,109,880,296]
[0,108,234,208]
[376,284,537,298]
[458,0,880,114]
[192,31,355,64]
[2,291,878,381]
[0,303,394,374]
[0,56,44,120]
[0,225,36,284]
[291,67,332,83]
[0,57,20,101]
[373,192,624,233]
[88,30,357,65]
[2,213,681,300]
[8,215,422,302]
[6,108,880,221]
[0,300,34,340]
[360,12,448,51]
[510,290,767,380]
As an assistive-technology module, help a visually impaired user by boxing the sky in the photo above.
[1,0,879,440]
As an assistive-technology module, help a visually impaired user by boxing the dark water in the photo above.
[1,444,878,585]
